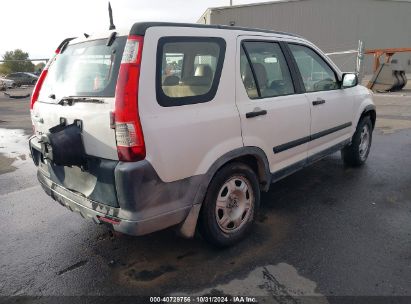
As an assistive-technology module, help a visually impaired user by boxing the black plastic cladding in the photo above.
[129,22,303,38]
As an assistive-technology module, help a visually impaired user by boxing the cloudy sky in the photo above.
[1,0,271,60]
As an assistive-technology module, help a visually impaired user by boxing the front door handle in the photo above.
[312,99,326,106]
[246,109,267,119]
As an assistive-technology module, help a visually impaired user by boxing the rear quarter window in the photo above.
[156,37,226,107]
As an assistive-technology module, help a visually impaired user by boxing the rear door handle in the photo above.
[312,99,326,106]
[246,110,267,119]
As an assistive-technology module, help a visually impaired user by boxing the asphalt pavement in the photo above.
[0,87,410,303]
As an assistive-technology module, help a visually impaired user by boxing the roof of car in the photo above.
[68,22,304,47]
[129,22,303,38]
[25,72,39,77]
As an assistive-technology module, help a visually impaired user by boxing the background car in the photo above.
[5,72,38,86]
[0,79,6,91]
[0,77,16,89]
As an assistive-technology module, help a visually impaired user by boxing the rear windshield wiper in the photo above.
[58,97,105,106]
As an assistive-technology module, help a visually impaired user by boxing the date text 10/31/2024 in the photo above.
[149,296,258,303]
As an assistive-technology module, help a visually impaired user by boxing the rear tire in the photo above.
[341,116,373,167]
[199,162,260,247]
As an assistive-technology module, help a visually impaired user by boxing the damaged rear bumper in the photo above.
[30,136,203,236]
[37,171,193,236]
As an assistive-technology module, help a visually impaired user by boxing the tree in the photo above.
[0,64,11,76]
[2,49,35,73]
[34,62,46,73]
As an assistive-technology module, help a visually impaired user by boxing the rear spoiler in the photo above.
[56,37,76,54]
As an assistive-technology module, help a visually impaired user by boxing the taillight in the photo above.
[30,69,48,110]
[30,54,56,110]
[114,35,145,162]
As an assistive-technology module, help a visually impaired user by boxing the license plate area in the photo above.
[40,120,86,167]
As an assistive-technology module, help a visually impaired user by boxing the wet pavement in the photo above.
[0,87,410,302]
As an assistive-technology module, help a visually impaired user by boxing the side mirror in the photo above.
[341,73,358,89]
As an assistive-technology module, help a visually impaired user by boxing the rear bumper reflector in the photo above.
[97,216,121,225]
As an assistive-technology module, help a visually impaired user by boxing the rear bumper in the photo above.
[37,170,193,236]
[30,136,204,236]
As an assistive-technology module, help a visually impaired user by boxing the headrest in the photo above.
[194,64,213,79]
[163,75,180,86]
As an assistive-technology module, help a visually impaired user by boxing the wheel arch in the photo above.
[177,146,270,238]
[194,147,271,205]
[353,102,376,134]
[360,104,376,130]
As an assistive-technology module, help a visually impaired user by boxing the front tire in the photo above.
[199,162,260,247]
[341,116,373,167]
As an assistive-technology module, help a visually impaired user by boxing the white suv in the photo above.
[29,22,376,247]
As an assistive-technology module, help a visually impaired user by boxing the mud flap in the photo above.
[177,204,202,238]
[41,120,86,167]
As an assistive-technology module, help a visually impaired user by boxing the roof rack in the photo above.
[130,22,303,38]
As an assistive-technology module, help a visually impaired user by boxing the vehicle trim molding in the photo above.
[273,122,352,154]
[271,138,350,183]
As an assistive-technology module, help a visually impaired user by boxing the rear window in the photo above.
[156,37,226,107]
[39,36,127,100]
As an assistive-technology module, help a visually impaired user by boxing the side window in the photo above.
[288,44,339,92]
[156,37,226,107]
[241,41,295,99]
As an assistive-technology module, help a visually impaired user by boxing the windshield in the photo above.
[39,36,126,100]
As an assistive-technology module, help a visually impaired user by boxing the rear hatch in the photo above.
[31,32,130,207]
[32,34,127,160]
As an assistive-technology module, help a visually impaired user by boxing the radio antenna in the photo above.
[108,2,116,30]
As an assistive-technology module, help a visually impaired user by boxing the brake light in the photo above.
[114,35,145,162]
[30,54,55,109]
[30,69,48,110]
[97,215,121,225]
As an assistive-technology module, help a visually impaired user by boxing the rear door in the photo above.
[235,36,311,176]
[32,35,127,160]
[287,43,353,157]
[137,27,243,183]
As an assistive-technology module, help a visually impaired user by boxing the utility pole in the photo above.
[230,0,233,6]
[356,40,364,82]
